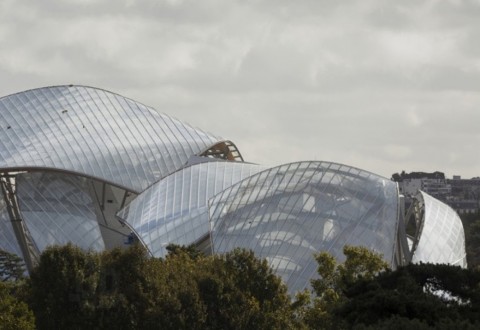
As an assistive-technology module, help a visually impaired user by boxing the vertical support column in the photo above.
[396,194,411,265]
[0,175,39,272]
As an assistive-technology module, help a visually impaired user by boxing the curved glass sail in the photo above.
[118,159,265,257]
[0,86,221,192]
[412,191,467,268]
[16,172,105,252]
[209,161,399,295]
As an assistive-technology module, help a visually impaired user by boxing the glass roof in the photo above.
[118,159,265,257]
[0,86,221,192]
[412,191,467,267]
[16,172,105,253]
[209,161,399,295]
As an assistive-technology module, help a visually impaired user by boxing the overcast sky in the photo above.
[1,0,479,179]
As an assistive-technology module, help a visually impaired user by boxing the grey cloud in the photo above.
[0,0,479,178]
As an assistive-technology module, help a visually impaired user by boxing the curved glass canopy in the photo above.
[209,161,399,294]
[16,172,105,253]
[412,191,467,267]
[0,86,222,192]
[118,159,265,257]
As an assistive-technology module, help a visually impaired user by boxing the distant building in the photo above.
[395,171,451,200]
[394,171,480,216]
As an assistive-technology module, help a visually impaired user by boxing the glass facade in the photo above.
[0,189,24,258]
[0,86,221,192]
[118,159,265,257]
[209,161,399,294]
[0,85,468,289]
[16,172,105,252]
[412,192,467,267]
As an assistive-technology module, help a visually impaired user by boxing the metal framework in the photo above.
[0,174,39,272]
[199,141,244,162]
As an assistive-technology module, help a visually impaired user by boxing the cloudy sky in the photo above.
[1,0,479,178]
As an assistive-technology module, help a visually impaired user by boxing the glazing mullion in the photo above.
[341,192,386,252]
[288,171,331,291]
[71,88,125,189]
[78,87,132,187]
[0,106,28,164]
[175,120,204,152]
[233,168,274,249]
[27,90,77,169]
[47,88,101,176]
[149,113,184,177]
[127,101,172,180]
[163,116,196,165]
[101,91,153,187]
[274,164,322,277]
[256,163,304,260]
[89,88,141,190]
[138,113,172,180]
[38,88,88,172]
[58,87,114,183]
[0,99,34,164]
[111,95,160,186]
[18,185,72,251]
[1,96,48,166]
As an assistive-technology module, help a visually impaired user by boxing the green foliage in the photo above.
[11,242,480,329]
[306,245,388,329]
[206,248,300,329]
[96,244,159,330]
[28,243,100,329]
[0,282,35,330]
[335,263,480,328]
[25,244,301,330]
[166,243,204,260]
[0,250,25,282]
[305,246,480,329]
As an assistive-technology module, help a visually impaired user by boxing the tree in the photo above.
[95,244,162,330]
[27,244,100,330]
[460,212,480,268]
[335,263,480,328]
[203,248,302,329]
[26,244,302,329]
[305,245,388,329]
[0,250,25,282]
[0,281,35,330]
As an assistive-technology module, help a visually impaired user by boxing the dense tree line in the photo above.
[2,245,480,329]
[461,212,480,268]
[2,245,302,330]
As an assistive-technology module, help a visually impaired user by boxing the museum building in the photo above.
[0,86,467,295]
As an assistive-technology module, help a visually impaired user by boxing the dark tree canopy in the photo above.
[26,243,302,330]
[335,263,480,328]
[4,243,480,329]
[0,250,25,283]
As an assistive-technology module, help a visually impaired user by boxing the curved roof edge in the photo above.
[0,84,220,140]
[412,191,467,268]
[208,160,393,202]
[0,166,138,194]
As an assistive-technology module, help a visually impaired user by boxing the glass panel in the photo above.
[117,161,266,257]
[209,161,399,295]
[16,172,105,252]
[0,189,24,260]
[0,86,222,192]
[412,192,467,267]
